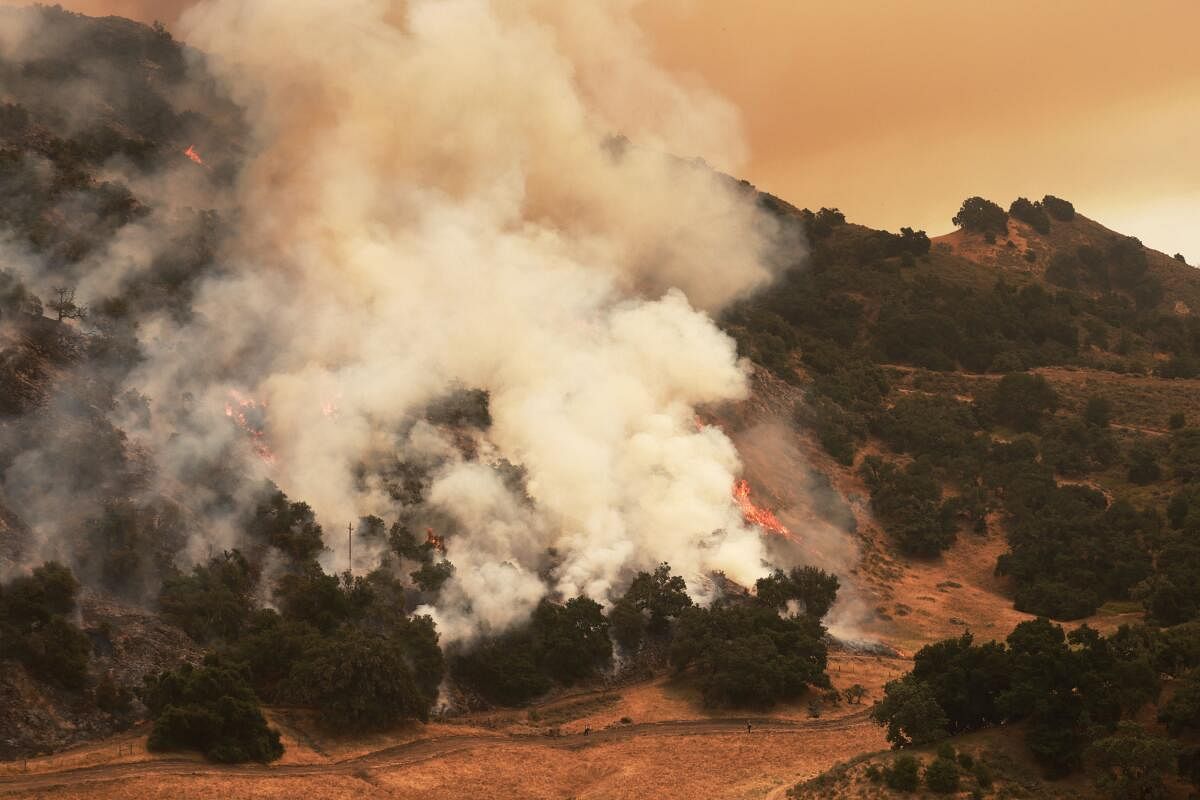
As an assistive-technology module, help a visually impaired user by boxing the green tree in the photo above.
[885,755,922,791]
[1009,197,1051,235]
[621,563,693,635]
[987,372,1059,432]
[531,597,611,685]
[952,197,1008,236]
[1089,722,1177,800]
[670,602,829,708]
[870,675,950,747]
[924,756,960,793]
[287,627,433,731]
[142,661,282,763]
[159,550,259,643]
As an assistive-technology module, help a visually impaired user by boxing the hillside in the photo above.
[1,6,1199,800]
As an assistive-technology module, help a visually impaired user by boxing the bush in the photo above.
[451,630,551,706]
[987,372,1059,432]
[953,197,1008,235]
[885,755,922,791]
[861,457,956,557]
[1127,444,1162,485]
[143,662,282,763]
[1170,412,1187,430]
[924,756,960,793]
[1042,195,1075,221]
[1009,197,1051,235]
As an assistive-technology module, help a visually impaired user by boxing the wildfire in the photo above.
[225,389,277,465]
[425,528,446,554]
[734,479,799,543]
[183,144,205,166]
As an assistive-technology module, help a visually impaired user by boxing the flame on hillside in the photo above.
[224,389,276,465]
[733,479,798,543]
[183,144,205,166]
[425,528,446,554]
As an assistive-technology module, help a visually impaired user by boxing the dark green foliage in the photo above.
[973,761,993,788]
[754,566,840,618]
[1170,412,1187,430]
[275,564,370,634]
[870,676,950,747]
[245,487,325,563]
[286,627,434,731]
[909,633,1009,733]
[0,562,91,689]
[1170,428,1200,482]
[609,596,646,653]
[986,372,1059,432]
[873,394,980,467]
[1127,443,1162,485]
[220,611,321,702]
[1042,195,1075,221]
[159,550,259,643]
[998,487,1155,620]
[924,756,960,793]
[530,597,611,685]
[1085,396,1112,428]
[621,563,693,636]
[451,630,551,706]
[1089,722,1177,800]
[1157,671,1200,736]
[873,620,1159,777]
[424,387,491,429]
[410,559,455,594]
[861,457,956,557]
[953,196,1008,235]
[142,662,282,763]
[1009,197,1051,235]
[670,602,829,708]
[884,755,922,791]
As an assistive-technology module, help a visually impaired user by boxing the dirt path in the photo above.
[0,712,872,795]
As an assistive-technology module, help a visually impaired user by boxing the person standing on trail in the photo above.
[583,726,590,736]
[746,721,752,734]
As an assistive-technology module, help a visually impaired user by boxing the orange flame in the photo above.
[225,389,276,465]
[425,528,446,554]
[734,479,798,543]
[183,145,205,166]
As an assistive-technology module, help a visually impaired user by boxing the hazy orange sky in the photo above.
[18,0,1200,259]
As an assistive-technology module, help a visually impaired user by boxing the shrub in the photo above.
[987,372,1059,432]
[531,596,611,685]
[884,755,921,791]
[924,756,960,793]
[1170,412,1187,430]
[143,662,282,763]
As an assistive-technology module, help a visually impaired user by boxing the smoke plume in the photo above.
[4,0,800,643]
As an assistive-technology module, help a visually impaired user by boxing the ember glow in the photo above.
[224,389,276,465]
[425,529,446,554]
[183,144,205,166]
[733,479,798,543]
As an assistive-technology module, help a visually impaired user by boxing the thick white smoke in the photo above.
[123,0,792,642]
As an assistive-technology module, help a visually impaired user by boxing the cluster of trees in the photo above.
[669,567,838,708]
[871,619,1200,793]
[865,744,992,795]
[0,562,92,690]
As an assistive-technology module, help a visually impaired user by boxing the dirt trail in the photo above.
[0,713,872,795]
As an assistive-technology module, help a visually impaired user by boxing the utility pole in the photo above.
[347,522,353,576]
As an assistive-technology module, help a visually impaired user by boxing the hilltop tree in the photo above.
[952,197,1008,236]
[1042,195,1076,221]
[48,285,85,321]
[1009,197,1051,234]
